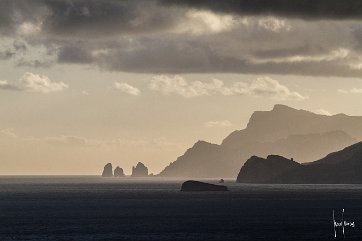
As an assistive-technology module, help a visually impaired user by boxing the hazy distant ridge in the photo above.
[159,105,362,178]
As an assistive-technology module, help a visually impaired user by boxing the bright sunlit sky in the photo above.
[1,0,362,175]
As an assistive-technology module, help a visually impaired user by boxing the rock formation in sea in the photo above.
[159,105,361,178]
[237,155,301,183]
[114,166,125,177]
[237,141,362,184]
[131,162,148,177]
[102,163,113,177]
[181,180,228,191]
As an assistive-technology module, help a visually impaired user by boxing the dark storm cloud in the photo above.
[0,0,180,37]
[0,40,27,60]
[0,1,45,34]
[57,46,94,64]
[163,0,362,20]
[15,59,54,68]
[13,40,27,52]
[98,40,218,73]
[41,0,180,37]
[1,0,362,77]
[252,46,313,59]
[49,38,362,78]
[2,0,362,38]
[1,0,362,37]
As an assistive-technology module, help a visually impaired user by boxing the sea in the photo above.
[0,176,361,241]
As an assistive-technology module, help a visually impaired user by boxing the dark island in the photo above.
[181,180,228,192]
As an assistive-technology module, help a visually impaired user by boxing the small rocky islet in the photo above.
[101,162,149,177]
[181,180,228,192]
[101,163,113,177]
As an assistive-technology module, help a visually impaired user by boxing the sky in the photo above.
[1,0,362,175]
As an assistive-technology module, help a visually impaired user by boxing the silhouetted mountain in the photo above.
[114,166,125,177]
[132,162,148,177]
[160,141,227,177]
[223,104,362,147]
[237,142,362,184]
[159,105,361,178]
[237,155,301,183]
[102,163,113,177]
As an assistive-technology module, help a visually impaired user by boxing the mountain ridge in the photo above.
[237,141,362,184]
[159,105,362,178]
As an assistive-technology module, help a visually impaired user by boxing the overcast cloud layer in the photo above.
[2,0,362,77]
[164,0,362,20]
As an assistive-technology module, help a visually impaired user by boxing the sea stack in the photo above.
[102,163,113,177]
[114,166,125,177]
[131,162,148,177]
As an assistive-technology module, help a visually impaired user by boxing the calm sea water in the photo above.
[0,176,361,241]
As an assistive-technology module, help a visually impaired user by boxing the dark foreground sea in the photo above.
[0,176,361,241]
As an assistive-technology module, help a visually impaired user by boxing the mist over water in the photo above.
[1,176,361,241]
